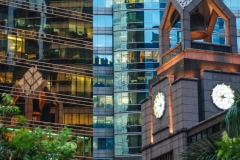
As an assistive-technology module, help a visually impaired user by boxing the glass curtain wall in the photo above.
[222,0,240,53]
[0,0,93,158]
[113,0,167,159]
[93,0,114,160]
[112,0,240,159]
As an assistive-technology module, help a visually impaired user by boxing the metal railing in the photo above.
[191,41,231,53]
[162,43,182,64]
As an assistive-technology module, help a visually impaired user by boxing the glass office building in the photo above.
[112,0,240,160]
[93,0,114,160]
[0,0,93,158]
[1,0,239,159]
[113,0,164,159]
[223,0,240,53]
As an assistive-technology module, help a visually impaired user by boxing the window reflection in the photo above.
[76,136,92,157]
[223,0,240,10]
[114,51,159,64]
[114,30,159,49]
[7,36,25,57]
[93,0,113,8]
[93,95,113,108]
[93,75,113,87]
[169,30,181,48]
[93,15,113,27]
[93,138,114,150]
[114,113,141,133]
[9,7,93,40]
[44,73,92,98]
[93,116,113,128]
[93,35,112,47]
[115,134,141,155]
[93,55,113,66]
[114,92,148,107]
[63,113,93,126]
[0,72,13,83]
[2,34,93,62]
[114,71,155,91]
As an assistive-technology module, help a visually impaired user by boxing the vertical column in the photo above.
[171,78,199,131]
[25,97,33,120]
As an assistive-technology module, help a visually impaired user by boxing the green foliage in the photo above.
[216,131,240,160]
[0,93,20,117]
[225,99,240,137]
[180,133,220,160]
[17,115,27,127]
[0,94,77,160]
[5,127,77,160]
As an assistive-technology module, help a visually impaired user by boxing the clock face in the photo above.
[211,83,235,110]
[177,0,193,8]
[153,92,165,118]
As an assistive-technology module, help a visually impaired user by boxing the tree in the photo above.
[216,131,240,160]
[215,94,240,160]
[0,93,20,118]
[180,133,220,160]
[0,93,77,160]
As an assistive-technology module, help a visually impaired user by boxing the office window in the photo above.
[93,95,113,108]
[93,138,114,150]
[93,116,113,128]
[93,15,113,27]
[93,0,113,8]
[93,35,112,47]
[93,55,113,66]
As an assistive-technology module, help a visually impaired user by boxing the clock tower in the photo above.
[141,0,238,159]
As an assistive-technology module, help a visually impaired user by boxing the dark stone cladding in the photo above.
[141,109,226,152]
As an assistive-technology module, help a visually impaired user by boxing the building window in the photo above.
[7,35,25,57]
[93,138,114,150]
[0,72,13,83]
[93,95,113,108]
[93,35,112,47]
[151,151,173,160]
[63,113,93,126]
[93,75,113,87]
[76,136,92,157]
[93,116,113,128]
[93,15,113,27]
[93,0,112,8]
[93,55,113,66]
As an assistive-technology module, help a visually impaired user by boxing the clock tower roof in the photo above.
[159,0,237,62]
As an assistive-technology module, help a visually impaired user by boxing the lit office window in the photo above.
[7,35,25,53]
[93,75,113,87]
[63,113,93,126]
[93,116,114,128]
[93,95,113,108]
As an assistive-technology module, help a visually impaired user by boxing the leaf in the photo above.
[180,133,221,160]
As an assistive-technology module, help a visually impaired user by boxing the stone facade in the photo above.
[142,0,238,159]
[141,71,233,160]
